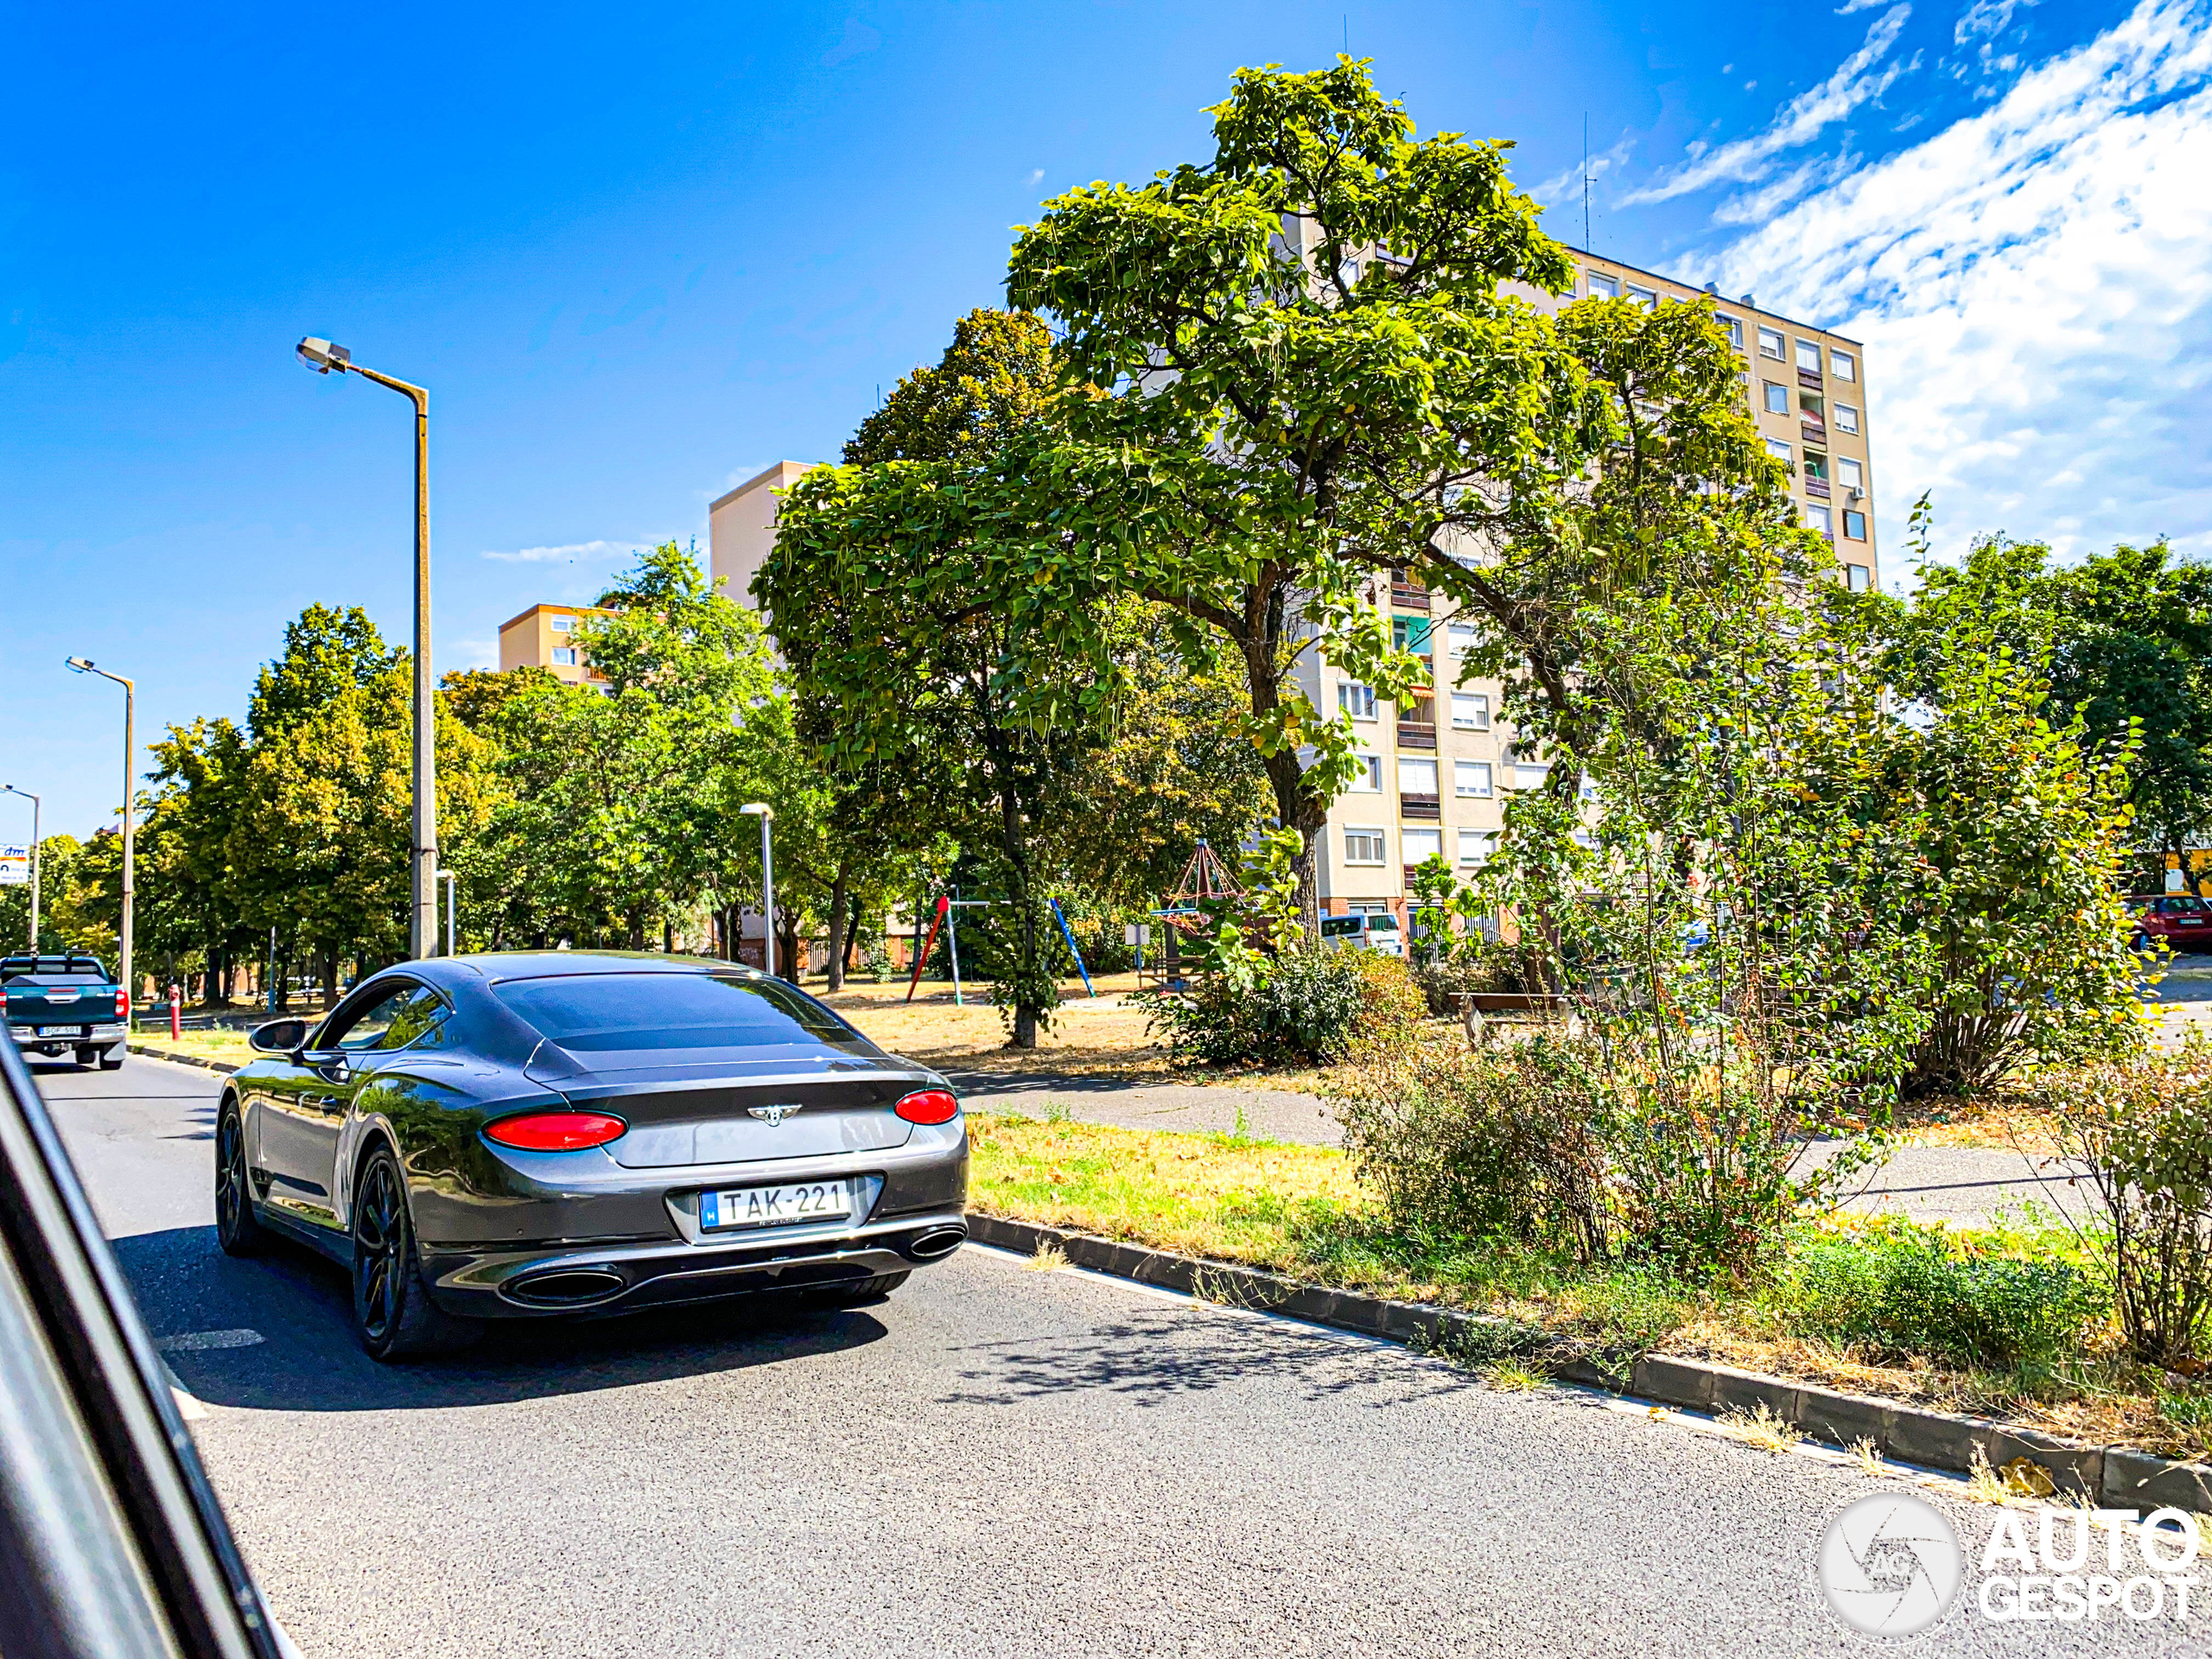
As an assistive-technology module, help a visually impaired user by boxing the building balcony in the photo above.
[1400,792,1441,820]
[1397,721,1438,750]
[1798,368,1824,391]
[1806,478,1832,500]
[1391,579,1432,612]
[1800,420,1827,447]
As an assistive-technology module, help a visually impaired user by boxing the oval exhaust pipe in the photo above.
[505,1268,627,1308]
[906,1226,967,1262]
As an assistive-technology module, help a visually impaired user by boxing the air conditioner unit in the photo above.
[1848,487,1865,501]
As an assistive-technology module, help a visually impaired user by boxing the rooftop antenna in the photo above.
[1582,114,1593,251]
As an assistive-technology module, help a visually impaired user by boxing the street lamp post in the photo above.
[739,804,775,978]
[2,785,39,949]
[64,660,133,1007]
[296,336,437,960]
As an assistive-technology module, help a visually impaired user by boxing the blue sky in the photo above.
[3,0,2192,837]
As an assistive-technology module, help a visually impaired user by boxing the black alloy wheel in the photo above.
[213,1100,267,1257]
[350,1146,478,1362]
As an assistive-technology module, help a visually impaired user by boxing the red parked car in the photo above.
[2131,893,2212,951]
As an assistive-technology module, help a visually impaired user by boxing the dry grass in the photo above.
[1714,1402,1802,1455]
[1849,1437,1884,1476]
[1024,1243,1070,1273]
[1964,1445,2011,1503]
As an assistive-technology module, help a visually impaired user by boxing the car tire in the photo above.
[73,1046,94,1070]
[350,1145,479,1362]
[214,1100,270,1258]
[98,1046,124,1071]
[805,1271,909,1309]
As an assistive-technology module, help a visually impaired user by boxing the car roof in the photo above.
[399,950,765,988]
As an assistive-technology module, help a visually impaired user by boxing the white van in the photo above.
[1318,911,1403,957]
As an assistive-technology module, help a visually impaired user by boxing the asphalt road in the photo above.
[34,1052,2202,1658]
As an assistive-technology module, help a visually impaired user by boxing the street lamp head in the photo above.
[296,336,352,373]
[65,657,94,673]
[739,802,774,820]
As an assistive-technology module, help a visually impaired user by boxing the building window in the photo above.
[1338,682,1377,721]
[1458,829,1497,866]
[1587,270,1621,300]
[1838,457,1863,491]
[1349,753,1382,792]
[1765,438,1793,462]
[1807,504,1834,536]
[1832,350,1856,382]
[1834,404,1859,434]
[1803,454,1828,484]
[1450,692,1490,730]
[1625,283,1657,312]
[1846,563,1872,592]
[550,614,575,633]
[1403,827,1444,866]
[1763,381,1789,414]
[1454,760,1494,797]
[1445,621,1478,655]
[551,647,578,666]
[1392,615,1433,655]
[1344,827,1388,866]
[1512,763,1551,792]
[1397,758,1439,796]
[1758,327,1784,359]
[1718,315,1744,350]
[1796,340,1822,373]
[1844,511,1868,542]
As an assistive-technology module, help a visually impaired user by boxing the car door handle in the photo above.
[301,1094,335,1109]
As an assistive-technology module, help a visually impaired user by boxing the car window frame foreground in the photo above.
[0,1031,290,1659]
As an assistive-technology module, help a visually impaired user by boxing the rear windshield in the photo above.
[1363,913,1399,931]
[2167,897,2210,914]
[1319,916,1361,938]
[8,973,111,987]
[493,972,861,1052]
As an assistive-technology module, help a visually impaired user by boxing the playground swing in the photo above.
[1139,840,1247,991]
[902,892,1099,1006]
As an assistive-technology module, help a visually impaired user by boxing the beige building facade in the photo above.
[1310,248,1878,922]
[497,602,614,689]
[709,461,822,608]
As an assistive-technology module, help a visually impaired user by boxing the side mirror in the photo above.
[248,1018,308,1056]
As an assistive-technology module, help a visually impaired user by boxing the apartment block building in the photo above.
[709,461,821,608]
[1308,248,1878,924]
[497,602,614,689]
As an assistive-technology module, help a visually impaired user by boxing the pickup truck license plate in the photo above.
[34,1026,82,1038]
[700,1179,852,1232]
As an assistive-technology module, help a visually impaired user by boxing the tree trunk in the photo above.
[824,870,851,992]
[663,918,675,954]
[844,908,864,975]
[626,907,645,950]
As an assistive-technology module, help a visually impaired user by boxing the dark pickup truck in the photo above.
[3,951,129,1069]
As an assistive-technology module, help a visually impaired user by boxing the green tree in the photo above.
[1003,57,1605,921]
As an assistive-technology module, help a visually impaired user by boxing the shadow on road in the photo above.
[938,1306,1478,1412]
[116,1224,889,1414]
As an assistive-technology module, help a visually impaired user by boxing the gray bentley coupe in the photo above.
[216,952,969,1360]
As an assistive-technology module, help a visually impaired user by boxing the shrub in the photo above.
[2039,1051,2212,1365]
[1337,1035,1617,1261]
[1344,950,1428,1048]
[1769,1218,2099,1370]
[1137,948,1365,1066]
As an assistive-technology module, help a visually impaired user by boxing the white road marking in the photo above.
[162,1361,209,1421]
[157,1327,264,1352]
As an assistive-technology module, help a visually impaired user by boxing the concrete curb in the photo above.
[967,1211,2212,1512]
[126,1043,239,1075]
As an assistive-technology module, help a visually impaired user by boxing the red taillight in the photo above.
[484,1111,627,1152]
[116,988,130,1020]
[893,1089,960,1126]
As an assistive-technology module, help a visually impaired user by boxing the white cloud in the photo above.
[1624,6,1914,204]
[1955,0,2032,45]
[448,636,498,670]
[480,538,639,564]
[1535,133,1637,206]
[1698,0,2212,566]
